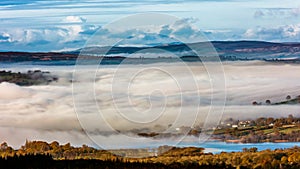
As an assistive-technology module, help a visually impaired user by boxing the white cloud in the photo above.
[0,17,206,51]
[0,17,211,51]
[88,18,208,47]
[0,24,91,51]
[243,23,300,42]
[1,16,300,51]
[160,18,204,42]
[0,33,11,42]
[253,6,300,19]
[59,25,84,42]
[62,16,87,23]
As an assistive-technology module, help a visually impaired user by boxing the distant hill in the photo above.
[1,41,300,62]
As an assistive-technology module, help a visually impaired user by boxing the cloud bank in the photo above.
[0,17,208,51]
[0,62,300,148]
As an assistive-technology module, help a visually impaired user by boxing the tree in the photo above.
[249,147,258,153]
[286,95,291,100]
[273,126,280,136]
[265,100,271,105]
[62,143,71,151]
[242,148,249,153]
[0,142,8,150]
[50,141,59,150]
[266,118,274,125]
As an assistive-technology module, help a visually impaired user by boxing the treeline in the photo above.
[252,95,300,105]
[145,146,300,169]
[0,70,58,86]
[0,146,300,169]
[0,154,226,169]
[0,140,117,160]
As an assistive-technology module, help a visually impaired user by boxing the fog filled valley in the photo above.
[0,61,300,149]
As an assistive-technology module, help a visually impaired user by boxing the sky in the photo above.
[1,0,300,51]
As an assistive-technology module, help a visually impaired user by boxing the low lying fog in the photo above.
[0,61,299,148]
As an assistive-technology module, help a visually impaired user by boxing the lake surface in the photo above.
[177,141,300,153]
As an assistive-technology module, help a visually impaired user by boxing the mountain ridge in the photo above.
[1,41,300,62]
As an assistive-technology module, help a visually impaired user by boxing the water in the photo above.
[177,141,300,153]
[110,137,300,154]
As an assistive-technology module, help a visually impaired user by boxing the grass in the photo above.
[261,128,274,135]
[212,124,300,139]
[279,127,300,134]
